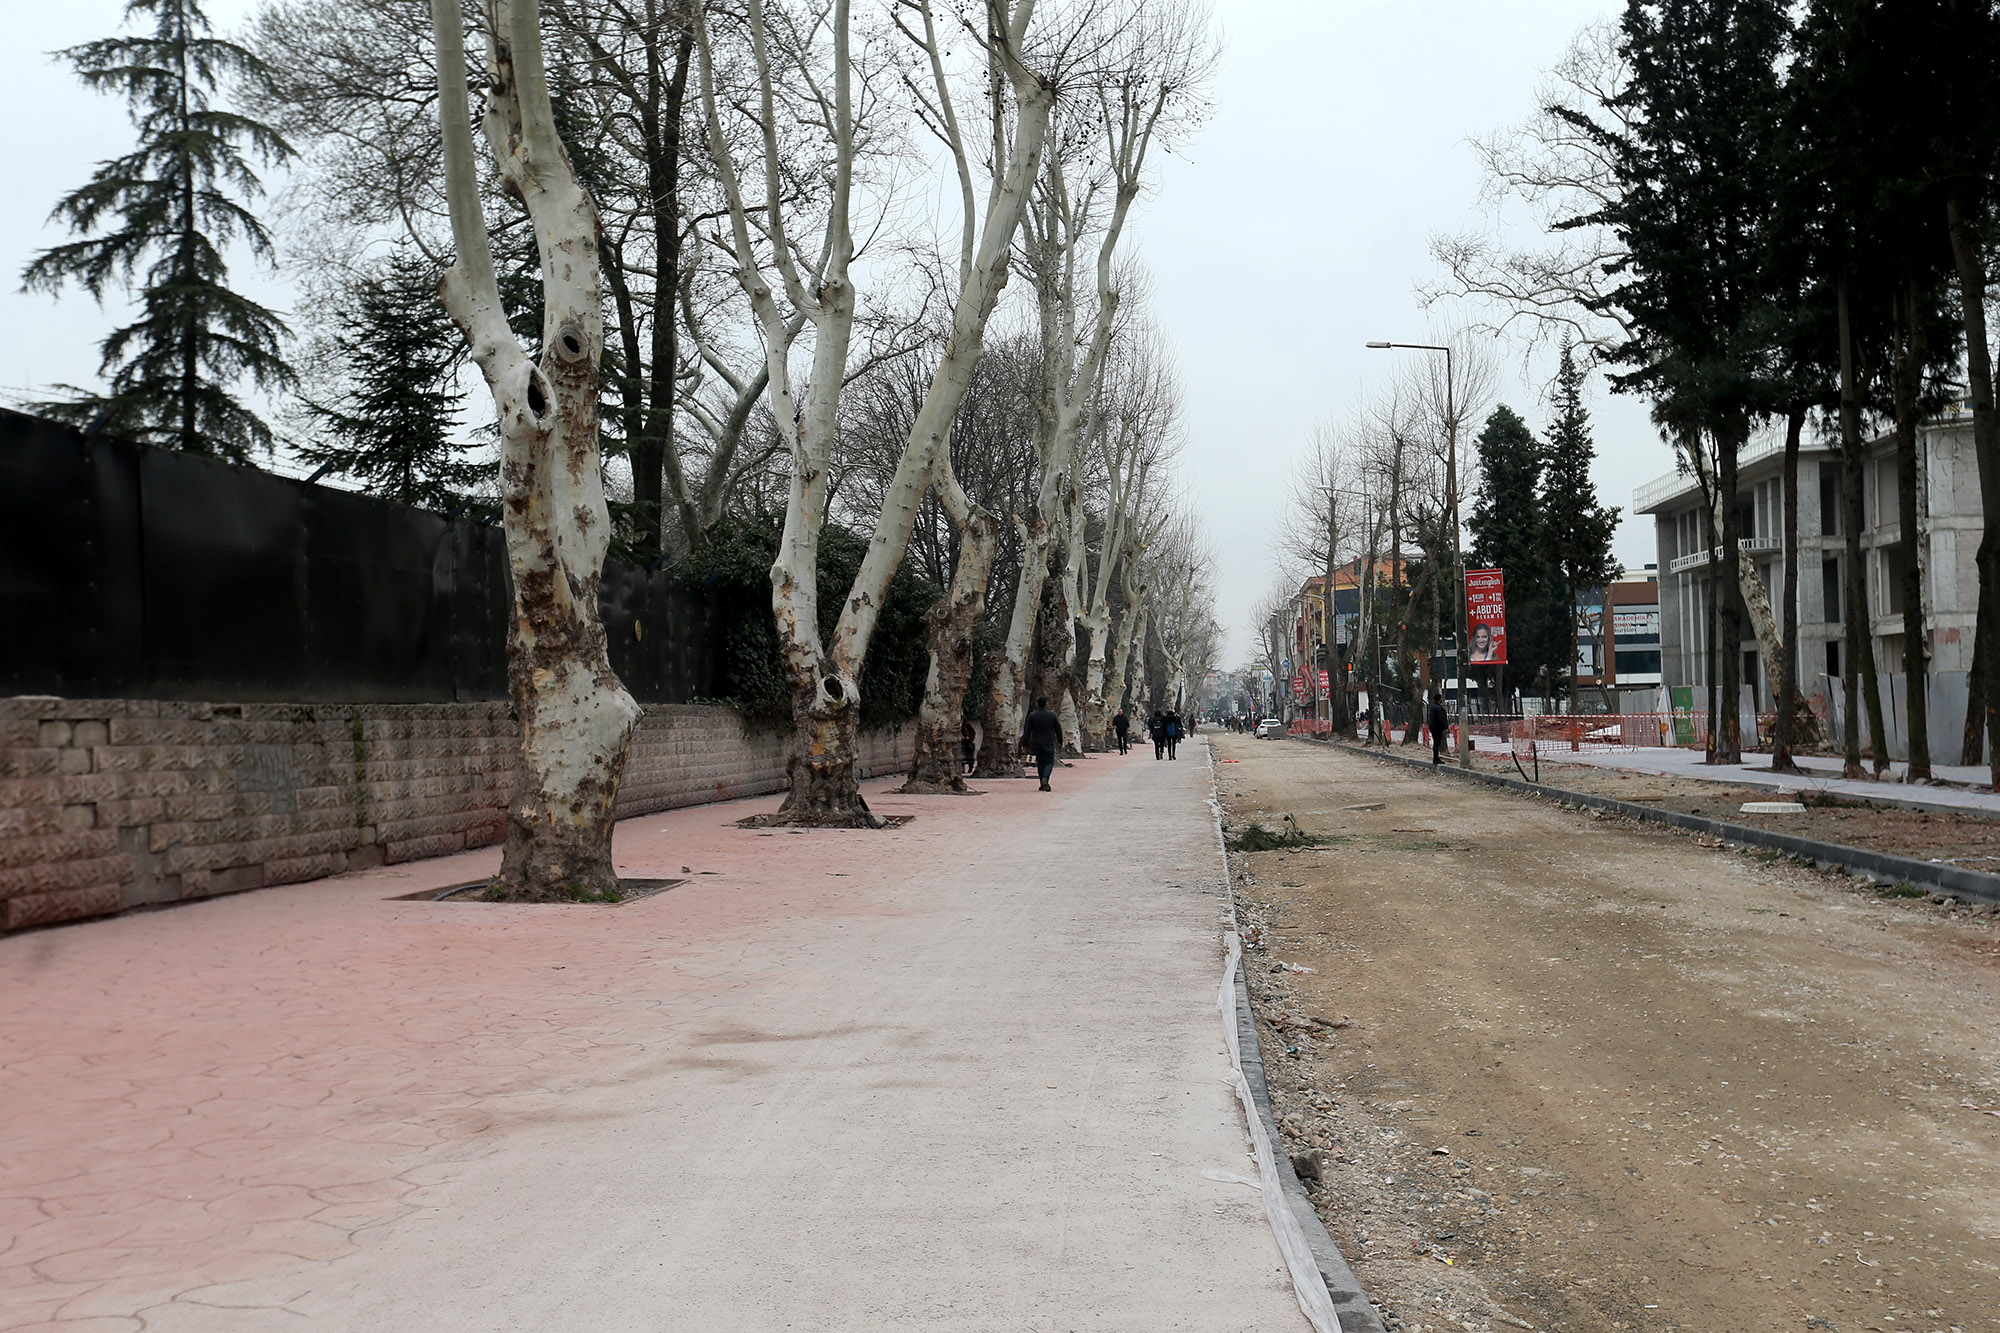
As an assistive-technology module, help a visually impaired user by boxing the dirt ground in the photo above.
[1452,746,2000,871]
[1212,733,2000,1333]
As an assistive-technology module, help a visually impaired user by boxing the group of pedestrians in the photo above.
[959,700,1194,795]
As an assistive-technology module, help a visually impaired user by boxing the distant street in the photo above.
[1216,734,2000,1333]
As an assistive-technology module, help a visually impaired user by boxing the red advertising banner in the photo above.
[1292,675,1305,702]
[1465,568,1508,665]
[1317,669,1330,693]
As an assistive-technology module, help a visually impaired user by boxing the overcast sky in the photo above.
[2,0,1663,667]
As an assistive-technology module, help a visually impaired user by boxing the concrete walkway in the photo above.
[0,738,1306,1331]
[1520,743,2000,816]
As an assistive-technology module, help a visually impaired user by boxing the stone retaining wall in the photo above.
[0,699,913,931]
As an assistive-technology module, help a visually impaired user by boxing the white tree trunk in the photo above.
[701,0,1051,819]
[1684,443,1786,703]
[429,0,639,900]
[902,454,999,793]
[1105,557,1145,728]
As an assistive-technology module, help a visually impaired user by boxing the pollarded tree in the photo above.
[1539,343,1622,705]
[295,249,480,510]
[24,0,294,460]
[427,0,641,899]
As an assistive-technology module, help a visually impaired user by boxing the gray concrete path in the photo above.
[1529,743,2000,815]
[3,736,1305,1331]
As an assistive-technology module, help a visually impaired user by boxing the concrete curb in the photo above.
[1321,740,2000,907]
[1207,744,1385,1333]
[1229,963,1385,1333]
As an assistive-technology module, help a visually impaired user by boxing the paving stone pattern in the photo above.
[0,699,911,932]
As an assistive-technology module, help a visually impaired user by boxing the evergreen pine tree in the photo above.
[1466,404,1561,700]
[296,252,480,511]
[1540,342,1623,701]
[22,0,293,462]
[1579,0,1793,759]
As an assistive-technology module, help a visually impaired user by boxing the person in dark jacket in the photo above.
[1426,692,1449,766]
[1112,709,1130,755]
[1148,710,1167,760]
[1023,697,1063,791]
[961,719,977,774]
[1164,709,1181,760]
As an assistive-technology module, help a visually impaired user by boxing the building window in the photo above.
[1873,456,1898,530]
[1615,650,1662,676]
[1819,462,1841,537]
[1822,556,1841,623]
[1881,543,1910,617]
[1825,639,1840,679]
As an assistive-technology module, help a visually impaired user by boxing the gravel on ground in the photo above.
[1215,733,2000,1333]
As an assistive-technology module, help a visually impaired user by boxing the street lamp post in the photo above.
[1365,340,1470,769]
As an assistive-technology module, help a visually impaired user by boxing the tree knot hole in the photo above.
[822,675,845,702]
[555,318,589,365]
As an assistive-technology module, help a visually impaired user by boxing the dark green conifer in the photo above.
[22,0,294,462]
[296,252,480,511]
[1467,403,1560,699]
[1539,342,1623,701]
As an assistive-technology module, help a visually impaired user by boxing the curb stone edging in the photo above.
[1321,739,2000,908]
[1230,963,1386,1333]
[1207,746,1386,1333]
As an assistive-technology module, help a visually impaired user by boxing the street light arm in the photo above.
[1360,336,1473,767]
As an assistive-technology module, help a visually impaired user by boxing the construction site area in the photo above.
[1216,732,2000,1333]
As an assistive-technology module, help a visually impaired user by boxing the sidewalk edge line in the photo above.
[1206,747,1385,1333]
[1319,740,2000,906]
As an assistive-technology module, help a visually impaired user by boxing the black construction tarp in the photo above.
[0,409,717,704]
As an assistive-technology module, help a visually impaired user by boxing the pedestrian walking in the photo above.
[961,719,977,774]
[1164,710,1181,760]
[1112,709,1130,755]
[1023,696,1063,792]
[1149,710,1167,760]
[1426,692,1449,767]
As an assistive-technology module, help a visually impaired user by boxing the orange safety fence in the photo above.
[1457,712,1716,753]
[1284,709,1808,753]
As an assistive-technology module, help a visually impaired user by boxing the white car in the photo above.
[1255,717,1285,739]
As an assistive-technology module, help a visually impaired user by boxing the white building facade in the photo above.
[1636,415,1987,759]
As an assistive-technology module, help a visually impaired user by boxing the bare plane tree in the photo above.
[1078,327,1177,748]
[697,0,1053,822]
[976,2,1214,775]
[427,0,641,899]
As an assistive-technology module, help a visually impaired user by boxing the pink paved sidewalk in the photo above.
[1,739,1302,1331]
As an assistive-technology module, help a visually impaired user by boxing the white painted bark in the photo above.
[429,0,640,899]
